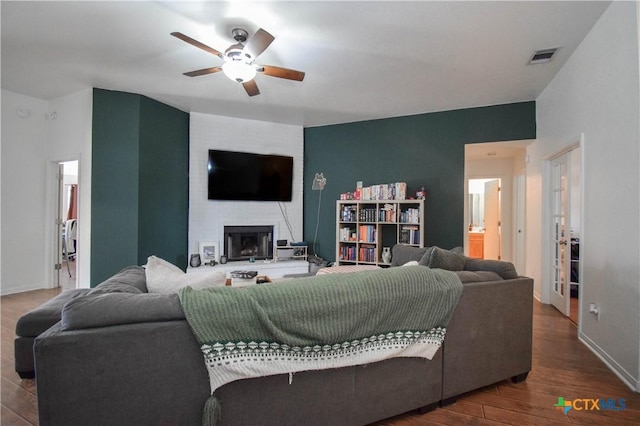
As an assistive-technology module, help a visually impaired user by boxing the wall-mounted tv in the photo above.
[208,149,293,201]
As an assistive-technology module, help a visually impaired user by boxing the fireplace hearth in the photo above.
[224,225,274,261]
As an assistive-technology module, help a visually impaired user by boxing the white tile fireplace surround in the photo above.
[188,112,304,263]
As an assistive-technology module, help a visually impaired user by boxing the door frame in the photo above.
[46,157,81,289]
[542,136,583,323]
[464,175,507,260]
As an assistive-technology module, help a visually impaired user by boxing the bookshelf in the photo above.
[336,199,425,266]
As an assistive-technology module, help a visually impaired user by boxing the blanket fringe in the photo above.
[202,396,221,426]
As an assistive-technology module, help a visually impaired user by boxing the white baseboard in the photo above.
[579,331,640,392]
[0,282,49,296]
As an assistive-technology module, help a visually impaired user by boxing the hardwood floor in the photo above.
[1,288,61,426]
[2,290,639,425]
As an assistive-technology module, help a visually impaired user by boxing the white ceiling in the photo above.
[1,1,610,127]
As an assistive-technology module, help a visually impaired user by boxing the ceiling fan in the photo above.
[171,28,305,97]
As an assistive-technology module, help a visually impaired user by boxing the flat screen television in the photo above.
[208,149,293,201]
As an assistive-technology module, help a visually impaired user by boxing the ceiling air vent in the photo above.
[529,48,558,64]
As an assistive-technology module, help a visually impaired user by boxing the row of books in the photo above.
[380,203,397,222]
[339,246,357,261]
[359,208,378,222]
[400,226,421,245]
[338,245,377,263]
[358,246,377,263]
[340,204,419,224]
[339,205,358,222]
[338,227,356,242]
[399,208,420,224]
[340,182,407,201]
[358,225,377,243]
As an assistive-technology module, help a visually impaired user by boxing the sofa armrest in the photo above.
[34,320,209,426]
[442,277,533,400]
[60,292,184,330]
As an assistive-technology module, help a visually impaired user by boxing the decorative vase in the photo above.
[189,254,201,267]
[381,247,392,264]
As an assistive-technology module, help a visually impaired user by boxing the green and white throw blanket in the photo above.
[179,265,462,425]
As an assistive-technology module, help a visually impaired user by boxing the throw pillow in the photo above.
[145,255,227,293]
[419,246,466,271]
[94,265,148,292]
[390,245,430,266]
[401,260,419,267]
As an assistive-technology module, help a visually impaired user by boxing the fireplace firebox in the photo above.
[224,225,274,262]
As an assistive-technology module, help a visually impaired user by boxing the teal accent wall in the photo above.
[91,89,189,286]
[303,102,536,262]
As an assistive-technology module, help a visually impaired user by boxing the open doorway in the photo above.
[468,178,501,259]
[56,160,79,289]
[465,140,531,266]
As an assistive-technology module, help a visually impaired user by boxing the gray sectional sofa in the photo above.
[25,246,533,426]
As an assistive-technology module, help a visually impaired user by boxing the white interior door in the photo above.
[514,173,526,274]
[483,179,501,259]
[550,153,571,316]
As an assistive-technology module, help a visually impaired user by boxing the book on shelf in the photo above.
[395,182,406,200]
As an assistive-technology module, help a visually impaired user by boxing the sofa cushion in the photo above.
[464,258,518,279]
[15,288,91,337]
[454,270,503,283]
[145,255,227,293]
[390,245,430,266]
[60,293,185,330]
[94,265,148,293]
[419,247,466,271]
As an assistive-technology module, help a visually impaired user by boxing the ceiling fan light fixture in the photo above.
[222,60,256,83]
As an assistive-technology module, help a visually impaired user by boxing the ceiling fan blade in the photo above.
[183,67,223,77]
[243,28,275,60]
[242,79,260,97]
[258,65,305,81]
[171,32,224,58]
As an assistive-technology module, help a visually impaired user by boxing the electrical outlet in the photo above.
[589,303,600,321]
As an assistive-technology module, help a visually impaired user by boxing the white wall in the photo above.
[1,89,92,295]
[189,113,304,259]
[533,1,640,390]
[1,90,50,294]
[47,89,93,288]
